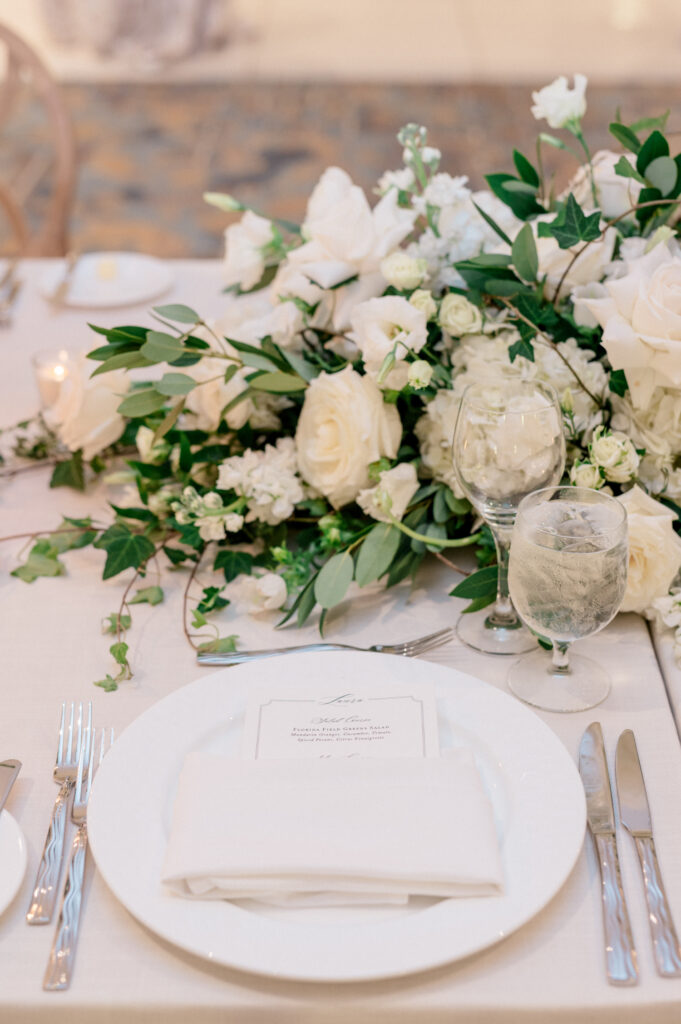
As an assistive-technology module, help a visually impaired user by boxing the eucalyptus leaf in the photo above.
[118,389,166,418]
[314,551,354,608]
[91,352,153,376]
[355,524,401,587]
[614,156,647,184]
[511,222,538,282]
[140,331,185,363]
[156,372,196,397]
[645,155,678,196]
[152,303,200,324]
[249,371,307,393]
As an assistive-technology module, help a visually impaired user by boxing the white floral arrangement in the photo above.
[6,74,681,688]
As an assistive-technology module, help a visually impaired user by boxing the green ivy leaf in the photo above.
[94,523,156,580]
[196,586,229,614]
[355,524,401,587]
[152,303,200,324]
[636,129,669,176]
[109,641,129,667]
[197,635,238,654]
[609,369,629,397]
[511,222,538,282]
[213,549,253,582]
[512,149,540,187]
[509,336,535,363]
[314,551,354,608]
[50,452,85,491]
[130,585,164,606]
[11,539,65,583]
[156,372,197,397]
[94,674,119,692]
[548,194,602,250]
[609,122,641,154]
[614,156,647,184]
[101,612,132,634]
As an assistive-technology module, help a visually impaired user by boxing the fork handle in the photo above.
[43,824,88,991]
[26,780,73,925]
[197,643,352,665]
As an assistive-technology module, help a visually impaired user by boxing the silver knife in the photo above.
[616,729,681,977]
[0,760,21,814]
[579,723,638,985]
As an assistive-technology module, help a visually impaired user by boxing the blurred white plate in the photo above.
[88,652,586,982]
[0,810,27,916]
[40,252,174,309]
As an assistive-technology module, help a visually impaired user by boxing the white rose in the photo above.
[380,251,428,290]
[618,485,681,614]
[184,355,253,432]
[407,360,433,389]
[569,461,604,489]
[439,293,483,335]
[584,244,681,408]
[357,462,419,524]
[44,355,126,461]
[231,572,287,614]
[571,282,608,328]
[223,211,274,291]
[564,150,642,219]
[295,366,401,508]
[535,222,616,300]
[589,428,640,483]
[349,296,427,381]
[409,289,437,320]
[531,74,587,129]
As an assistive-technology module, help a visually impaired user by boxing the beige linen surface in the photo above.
[3,261,681,1022]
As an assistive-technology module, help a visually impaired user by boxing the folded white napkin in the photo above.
[161,752,504,907]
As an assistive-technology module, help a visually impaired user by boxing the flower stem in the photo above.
[388,516,481,549]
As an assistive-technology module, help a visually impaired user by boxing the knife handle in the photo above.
[634,836,681,977]
[594,833,638,985]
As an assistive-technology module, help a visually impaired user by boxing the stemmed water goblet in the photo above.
[452,377,566,655]
[507,486,628,712]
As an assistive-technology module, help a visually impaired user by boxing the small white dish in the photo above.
[39,252,174,309]
[0,810,27,916]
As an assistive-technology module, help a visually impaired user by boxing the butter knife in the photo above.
[615,729,681,977]
[579,723,638,985]
[0,760,21,814]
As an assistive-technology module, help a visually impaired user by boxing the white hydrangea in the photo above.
[217,437,304,526]
[414,390,466,496]
[533,338,608,435]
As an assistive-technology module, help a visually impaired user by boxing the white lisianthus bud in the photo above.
[561,387,574,415]
[357,463,419,524]
[531,74,587,130]
[569,461,604,489]
[409,289,437,320]
[408,360,433,390]
[589,427,640,483]
[380,251,428,291]
[224,512,245,532]
[439,293,483,336]
[202,491,223,510]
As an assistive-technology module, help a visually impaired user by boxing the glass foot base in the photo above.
[507,649,611,713]
[456,609,537,656]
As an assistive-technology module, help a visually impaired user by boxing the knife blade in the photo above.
[0,760,21,815]
[616,729,681,977]
[579,723,638,986]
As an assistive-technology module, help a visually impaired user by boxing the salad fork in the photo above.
[197,626,454,665]
[44,726,114,992]
[27,702,92,925]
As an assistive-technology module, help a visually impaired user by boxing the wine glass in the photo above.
[507,486,628,712]
[452,378,566,655]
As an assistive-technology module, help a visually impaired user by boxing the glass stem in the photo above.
[486,525,518,627]
[552,641,571,674]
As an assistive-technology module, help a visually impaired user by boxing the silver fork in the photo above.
[43,726,114,992]
[27,702,92,925]
[196,626,454,665]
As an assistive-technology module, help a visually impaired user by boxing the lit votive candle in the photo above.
[31,348,75,408]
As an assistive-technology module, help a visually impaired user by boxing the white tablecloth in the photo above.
[3,260,681,1022]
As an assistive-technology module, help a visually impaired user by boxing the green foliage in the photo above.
[249,371,307,393]
[11,539,65,582]
[609,369,629,397]
[94,523,156,580]
[485,172,544,220]
[101,612,132,634]
[118,389,166,418]
[152,303,199,323]
[511,223,538,282]
[355,524,401,587]
[314,551,354,608]
[214,549,254,582]
[197,635,238,655]
[509,335,536,363]
[156,373,196,397]
[449,565,498,613]
[130,585,164,606]
[196,586,229,614]
[50,452,85,491]
[546,194,601,250]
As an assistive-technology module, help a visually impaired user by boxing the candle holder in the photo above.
[31,348,77,408]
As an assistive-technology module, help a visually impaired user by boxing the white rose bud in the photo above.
[409,289,437,320]
[357,463,419,524]
[380,251,428,291]
[439,293,483,336]
[569,461,604,489]
[407,360,433,389]
[531,74,587,130]
[589,428,640,483]
[233,572,287,614]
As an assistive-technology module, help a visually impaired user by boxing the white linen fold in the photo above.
[161,751,504,906]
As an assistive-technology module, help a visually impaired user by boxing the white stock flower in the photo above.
[569,461,604,489]
[439,293,483,335]
[231,572,287,614]
[408,360,433,389]
[415,389,464,496]
[44,355,126,461]
[357,462,419,524]
[409,289,437,320]
[380,251,428,290]
[349,296,428,382]
[376,167,415,194]
[534,220,616,300]
[184,355,252,432]
[295,366,401,508]
[584,243,681,408]
[223,210,274,291]
[217,437,304,526]
[533,338,607,434]
[531,74,588,129]
[589,427,640,483]
[564,150,642,219]
[618,485,681,614]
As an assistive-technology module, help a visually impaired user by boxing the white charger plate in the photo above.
[39,252,173,308]
[0,810,27,916]
[88,652,586,982]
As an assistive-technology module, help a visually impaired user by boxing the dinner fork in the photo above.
[196,626,454,665]
[43,726,114,992]
[27,702,92,925]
